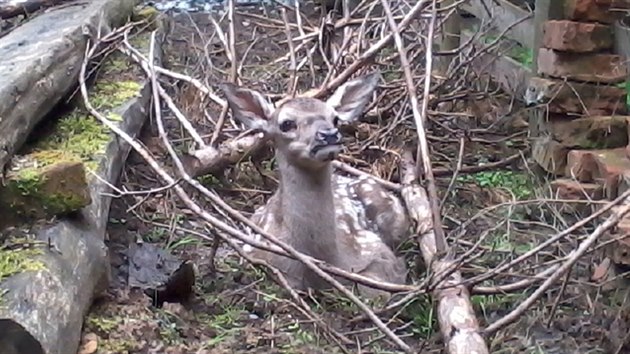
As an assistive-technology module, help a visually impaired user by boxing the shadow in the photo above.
[0,319,45,354]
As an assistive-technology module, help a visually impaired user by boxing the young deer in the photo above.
[220,72,410,298]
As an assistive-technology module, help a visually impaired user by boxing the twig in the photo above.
[483,202,630,336]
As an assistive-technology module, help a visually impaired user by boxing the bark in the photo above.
[400,152,489,354]
[0,0,138,172]
[182,132,270,178]
[0,8,162,354]
[0,0,71,19]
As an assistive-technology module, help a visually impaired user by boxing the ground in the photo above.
[3,1,629,353]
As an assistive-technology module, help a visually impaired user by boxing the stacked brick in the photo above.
[529,0,630,262]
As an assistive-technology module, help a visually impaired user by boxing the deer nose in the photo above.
[316,128,341,144]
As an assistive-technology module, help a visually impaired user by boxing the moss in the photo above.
[6,60,141,215]
[86,314,123,333]
[0,244,45,281]
[90,81,142,111]
[132,5,160,31]
[3,162,88,218]
[33,79,140,170]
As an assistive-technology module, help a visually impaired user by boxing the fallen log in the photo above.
[0,0,137,172]
[0,9,163,354]
[0,0,71,19]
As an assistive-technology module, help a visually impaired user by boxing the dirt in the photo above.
[74,3,630,354]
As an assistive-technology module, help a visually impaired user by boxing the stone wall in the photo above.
[528,0,630,264]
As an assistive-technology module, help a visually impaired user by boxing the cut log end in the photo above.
[0,319,45,354]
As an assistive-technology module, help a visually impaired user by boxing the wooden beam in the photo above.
[460,0,534,48]
[435,0,461,75]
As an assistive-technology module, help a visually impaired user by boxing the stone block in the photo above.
[549,115,629,149]
[549,178,603,217]
[566,150,600,181]
[543,20,613,52]
[537,48,627,84]
[532,136,570,174]
[565,0,628,24]
[524,77,627,115]
[566,148,630,198]
[549,178,603,199]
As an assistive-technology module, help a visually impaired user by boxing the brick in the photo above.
[538,48,628,84]
[566,150,600,181]
[566,148,630,197]
[549,116,629,149]
[532,136,569,174]
[549,178,603,199]
[565,0,628,24]
[524,77,627,115]
[543,20,613,52]
[549,178,603,217]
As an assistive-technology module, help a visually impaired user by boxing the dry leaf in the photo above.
[591,257,611,282]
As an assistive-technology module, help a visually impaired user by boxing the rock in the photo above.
[128,243,196,307]
[524,77,627,115]
[549,116,629,149]
[549,178,603,216]
[532,136,569,174]
[543,20,613,52]
[0,159,91,228]
[565,0,628,24]
[537,48,627,84]
[0,16,164,354]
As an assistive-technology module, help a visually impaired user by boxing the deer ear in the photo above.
[219,83,275,132]
[326,71,380,123]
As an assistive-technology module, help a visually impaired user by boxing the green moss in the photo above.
[26,78,140,170]
[3,162,88,217]
[0,244,45,281]
[21,78,141,175]
[86,314,123,333]
[90,81,142,111]
[132,6,160,31]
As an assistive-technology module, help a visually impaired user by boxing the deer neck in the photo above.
[276,153,340,265]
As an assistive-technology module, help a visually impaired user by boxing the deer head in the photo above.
[219,72,380,170]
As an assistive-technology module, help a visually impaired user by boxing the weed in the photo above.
[458,170,534,200]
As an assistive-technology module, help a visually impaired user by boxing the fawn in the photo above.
[220,72,410,298]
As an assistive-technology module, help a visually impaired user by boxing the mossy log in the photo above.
[0,11,164,354]
[0,160,91,228]
[0,0,138,172]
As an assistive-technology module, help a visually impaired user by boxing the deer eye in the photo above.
[279,119,297,132]
[333,116,341,126]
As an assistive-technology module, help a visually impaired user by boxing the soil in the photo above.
[74,3,630,354]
